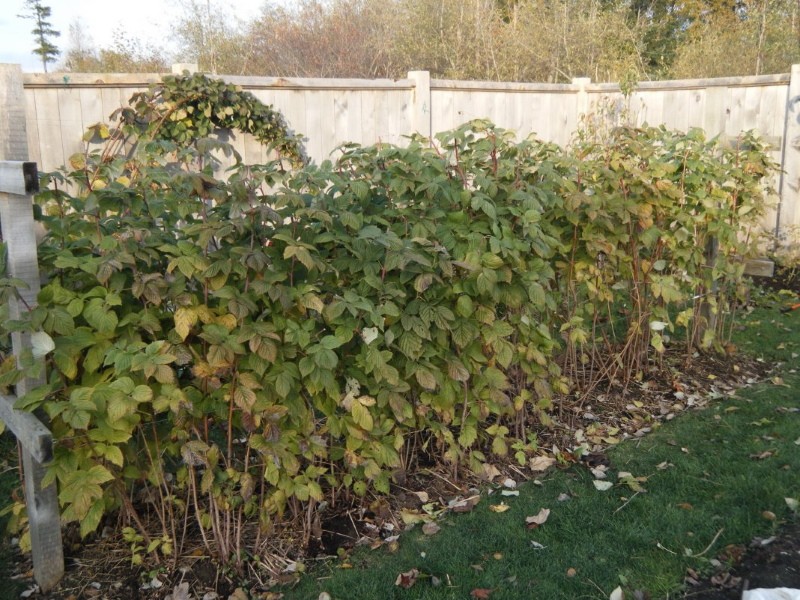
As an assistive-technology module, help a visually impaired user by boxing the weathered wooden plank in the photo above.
[744,258,775,277]
[32,88,64,172]
[778,65,800,233]
[0,395,52,463]
[0,161,38,195]
[409,71,431,139]
[0,63,64,593]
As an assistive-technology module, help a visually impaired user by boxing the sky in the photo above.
[0,0,266,72]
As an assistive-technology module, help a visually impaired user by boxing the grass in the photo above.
[282,304,800,600]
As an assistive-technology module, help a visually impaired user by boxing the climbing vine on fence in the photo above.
[0,72,776,571]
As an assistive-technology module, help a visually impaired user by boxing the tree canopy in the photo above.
[60,0,800,82]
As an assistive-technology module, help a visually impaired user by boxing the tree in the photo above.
[18,0,61,72]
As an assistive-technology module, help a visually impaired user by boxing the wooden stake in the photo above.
[0,63,63,592]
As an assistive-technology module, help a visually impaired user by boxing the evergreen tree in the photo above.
[18,0,61,72]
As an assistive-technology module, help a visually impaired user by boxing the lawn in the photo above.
[281,303,800,600]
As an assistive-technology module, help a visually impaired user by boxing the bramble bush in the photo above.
[0,74,775,570]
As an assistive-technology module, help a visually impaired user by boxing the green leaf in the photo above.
[174,307,197,341]
[83,300,118,333]
[351,401,374,431]
[414,368,437,391]
[80,498,106,538]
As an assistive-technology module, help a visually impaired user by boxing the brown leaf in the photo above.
[470,588,493,599]
[566,567,577,577]
[395,568,419,589]
[749,451,774,460]
[530,455,556,472]
[422,522,441,536]
[525,508,551,528]
[676,503,693,511]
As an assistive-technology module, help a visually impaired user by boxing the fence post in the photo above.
[172,63,198,75]
[777,64,800,240]
[573,77,591,122]
[0,64,64,592]
[408,71,432,140]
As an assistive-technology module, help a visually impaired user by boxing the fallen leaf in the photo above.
[422,522,441,536]
[227,590,249,600]
[762,510,776,521]
[412,491,429,503]
[525,508,551,528]
[501,490,520,497]
[489,503,510,513]
[566,567,577,577]
[676,503,693,510]
[593,480,613,491]
[395,568,419,589]
[656,461,673,470]
[318,593,332,600]
[400,509,429,525]
[493,552,503,560]
[165,583,193,600]
[482,463,501,481]
[750,451,774,460]
[786,497,799,512]
[470,588,493,599]
[591,467,608,479]
[557,493,571,502]
[530,541,546,549]
[609,586,624,600]
[502,478,517,489]
[530,456,556,472]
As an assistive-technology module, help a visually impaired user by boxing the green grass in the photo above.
[282,305,800,600]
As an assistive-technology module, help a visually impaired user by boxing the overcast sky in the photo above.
[0,0,266,72]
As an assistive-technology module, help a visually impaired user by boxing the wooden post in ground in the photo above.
[777,64,800,240]
[0,63,64,592]
[409,71,432,141]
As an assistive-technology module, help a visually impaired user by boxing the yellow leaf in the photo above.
[489,503,510,513]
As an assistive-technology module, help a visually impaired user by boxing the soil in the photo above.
[683,521,800,598]
[2,272,798,600]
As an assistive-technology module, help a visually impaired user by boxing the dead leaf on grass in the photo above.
[395,568,420,589]
[676,503,693,510]
[501,490,519,497]
[489,502,511,513]
[530,456,556,472]
[525,508,550,528]
[502,478,517,489]
[449,495,481,512]
[762,510,776,521]
[400,509,430,525]
[566,567,577,577]
[593,480,613,491]
[470,588,493,599]
[750,450,774,460]
[227,590,249,600]
[422,522,441,536]
[609,586,624,600]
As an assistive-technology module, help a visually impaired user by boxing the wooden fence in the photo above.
[15,64,800,238]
